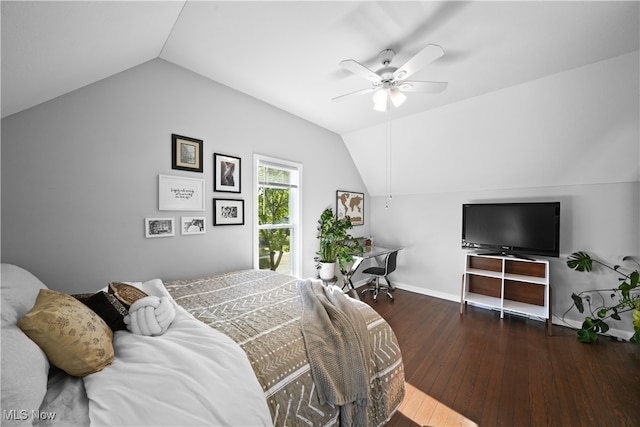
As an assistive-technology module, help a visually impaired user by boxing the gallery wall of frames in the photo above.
[145,134,244,239]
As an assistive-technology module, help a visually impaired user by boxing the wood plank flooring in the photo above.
[359,287,640,427]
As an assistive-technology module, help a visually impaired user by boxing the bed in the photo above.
[1,264,404,426]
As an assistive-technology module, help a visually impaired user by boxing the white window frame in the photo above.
[253,154,303,277]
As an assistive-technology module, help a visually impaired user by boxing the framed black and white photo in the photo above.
[158,175,205,211]
[213,198,244,225]
[145,218,175,238]
[172,134,203,173]
[336,190,364,226]
[181,216,206,235]
[214,153,241,193]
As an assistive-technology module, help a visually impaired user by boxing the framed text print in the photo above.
[158,175,205,211]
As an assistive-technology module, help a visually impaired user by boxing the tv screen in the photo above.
[461,202,560,258]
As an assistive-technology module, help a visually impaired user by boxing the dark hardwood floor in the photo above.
[359,287,640,427]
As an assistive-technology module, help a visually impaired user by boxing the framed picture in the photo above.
[145,218,175,238]
[213,198,244,225]
[181,216,206,235]
[214,153,241,193]
[336,190,364,226]
[159,175,205,211]
[172,134,203,173]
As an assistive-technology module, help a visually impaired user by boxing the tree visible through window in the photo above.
[255,156,301,276]
[258,180,289,270]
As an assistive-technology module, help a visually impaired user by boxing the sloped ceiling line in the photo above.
[158,1,188,58]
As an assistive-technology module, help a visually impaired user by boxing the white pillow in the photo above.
[1,264,50,422]
[1,264,49,325]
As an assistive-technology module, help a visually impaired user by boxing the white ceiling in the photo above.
[2,1,639,136]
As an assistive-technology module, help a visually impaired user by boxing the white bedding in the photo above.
[83,279,273,427]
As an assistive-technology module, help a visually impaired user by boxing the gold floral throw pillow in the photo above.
[18,289,114,377]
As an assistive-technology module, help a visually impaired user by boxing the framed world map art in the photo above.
[336,190,364,226]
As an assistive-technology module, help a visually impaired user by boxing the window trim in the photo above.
[253,154,303,277]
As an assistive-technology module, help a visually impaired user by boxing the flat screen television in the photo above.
[461,202,560,258]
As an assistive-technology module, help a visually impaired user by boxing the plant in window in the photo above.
[564,251,640,344]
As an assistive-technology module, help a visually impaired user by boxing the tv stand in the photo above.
[460,253,552,335]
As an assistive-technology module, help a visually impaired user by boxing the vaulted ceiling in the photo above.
[3,1,638,134]
[2,1,639,197]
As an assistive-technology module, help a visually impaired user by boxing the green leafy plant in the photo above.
[565,251,640,344]
[316,208,362,271]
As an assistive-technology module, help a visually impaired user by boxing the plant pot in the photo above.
[318,262,336,280]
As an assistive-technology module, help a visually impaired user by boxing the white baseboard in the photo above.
[353,279,460,303]
[353,279,633,342]
[393,282,461,303]
[551,315,632,341]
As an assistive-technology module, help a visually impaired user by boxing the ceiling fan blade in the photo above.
[339,59,381,84]
[393,44,445,81]
[398,80,448,94]
[331,87,378,102]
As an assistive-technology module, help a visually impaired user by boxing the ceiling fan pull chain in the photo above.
[386,116,392,209]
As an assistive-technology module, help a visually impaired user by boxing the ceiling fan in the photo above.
[332,44,448,112]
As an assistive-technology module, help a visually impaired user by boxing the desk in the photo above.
[341,246,401,294]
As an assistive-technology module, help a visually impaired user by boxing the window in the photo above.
[254,155,302,277]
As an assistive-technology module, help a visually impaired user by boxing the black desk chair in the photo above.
[360,250,398,302]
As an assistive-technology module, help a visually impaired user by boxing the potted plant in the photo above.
[316,208,362,280]
[564,251,640,344]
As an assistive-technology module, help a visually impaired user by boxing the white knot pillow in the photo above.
[123,296,175,336]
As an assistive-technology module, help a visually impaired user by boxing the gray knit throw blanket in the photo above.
[297,279,371,427]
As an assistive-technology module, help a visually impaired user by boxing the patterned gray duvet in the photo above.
[164,269,405,427]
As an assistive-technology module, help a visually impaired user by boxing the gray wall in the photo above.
[1,59,370,293]
[2,54,638,339]
[368,182,639,339]
[356,53,640,339]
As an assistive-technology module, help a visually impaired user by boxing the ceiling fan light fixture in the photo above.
[374,104,387,113]
[336,44,448,110]
[373,88,389,112]
[373,98,388,112]
[389,89,407,108]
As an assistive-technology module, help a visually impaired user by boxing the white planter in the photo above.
[318,262,336,280]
